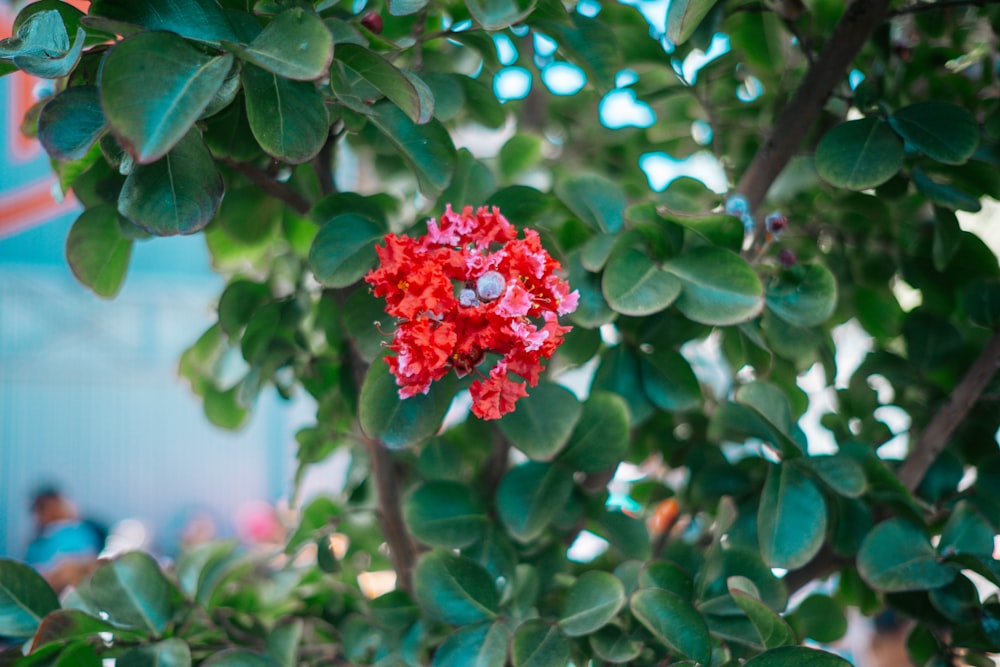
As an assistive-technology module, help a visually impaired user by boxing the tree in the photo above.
[2,0,1000,665]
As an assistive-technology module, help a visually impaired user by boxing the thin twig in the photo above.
[896,329,1000,491]
[221,158,311,215]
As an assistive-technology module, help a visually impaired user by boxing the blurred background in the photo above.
[0,3,333,565]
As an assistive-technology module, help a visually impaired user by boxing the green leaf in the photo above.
[498,382,582,461]
[118,639,191,667]
[667,212,744,253]
[0,10,85,78]
[857,519,957,592]
[224,9,333,81]
[29,610,119,652]
[500,134,543,179]
[432,621,511,667]
[933,207,962,271]
[599,510,651,560]
[337,44,434,124]
[630,589,711,665]
[735,381,803,453]
[537,14,619,92]
[558,571,626,637]
[66,204,133,298]
[389,0,429,15]
[203,384,250,430]
[727,577,796,648]
[567,253,616,328]
[511,620,569,667]
[965,279,1000,328]
[580,233,619,272]
[799,455,867,498]
[588,626,642,663]
[758,463,827,569]
[602,248,682,317]
[766,263,837,328]
[497,462,574,543]
[118,129,223,235]
[242,63,329,164]
[367,101,456,197]
[786,595,847,643]
[88,0,238,43]
[87,552,175,635]
[639,347,702,412]
[266,619,303,667]
[404,481,487,548]
[358,361,455,449]
[639,561,693,599]
[0,560,60,638]
[890,101,980,165]
[666,0,720,45]
[38,86,106,161]
[201,650,277,667]
[101,32,233,164]
[743,646,853,667]
[413,550,499,625]
[557,392,629,473]
[467,0,537,30]
[815,118,903,190]
[308,214,382,288]
[556,173,626,232]
[665,246,764,325]
[438,149,497,212]
[218,280,270,336]
[912,167,981,212]
[939,501,995,557]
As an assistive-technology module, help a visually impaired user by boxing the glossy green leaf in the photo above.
[498,382,582,461]
[890,101,979,165]
[29,610,119,652]
[639,347,702,412]
[787,594,847,643]
[758,463,827,569]
[933,207,962,271]
[0,10,85,78]
[66,204,133,298]
[666,0,721,45]
[432,621,511,667]
[580,233,619,272]
[938,501,995,557]
[266,619,302,667]
[639,561,693,599]
[118,129,223,235]
[664,246,764,325]
[337,44,434,124]
[558,571,626,637]
[0,560,60,638]
[965,279,1000,328]
[88,552,175,634]
[630,589,711,665]
[538,14,619,92]
[225,9,333,81]
[467,0,537,30]
[437,149,497,212]
[308,214,382,288]
[413,550,499,625]
[912,167,981,212]
[38,86,106,161]
[743,646,852,667]
[242,64,328,164]
[404,481,487,548]
[728,577,796,648]
[556,173,625,232]
[799,455,867,498]
[201,650,278,667]
[88,0,237,42]
[588,626,642,663]
[497,462,574,543]
[367,101,456,196]
[857,519,957,592]
[602,248,681,316]
[101,32,233,163]
[500,134,543,179]
[815,118,903,190]
[203,384,250,430]
[557,392,629,472]
[118,639,191,667]
[358,362,455,449]
[735,381,804,453]
[511,620,569,667]
[766,263,837,328]
[668,212,744,253]
[567,253,616,328]
[388,0,429,15]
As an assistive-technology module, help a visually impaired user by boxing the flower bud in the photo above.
[360,11,383,34]
[476,271,506,301]
[459,288,480,307]
[778,247,797,268]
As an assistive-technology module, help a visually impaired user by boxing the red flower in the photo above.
[364,205,579,420]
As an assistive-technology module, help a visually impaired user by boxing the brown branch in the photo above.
[887,0,995,17]
[221,158,311,215]
[896,328,1000,492]
[735,0,893,219]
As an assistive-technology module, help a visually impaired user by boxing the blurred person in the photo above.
[25,486,105,593]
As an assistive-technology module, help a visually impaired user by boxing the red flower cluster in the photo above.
[365,205,579,420]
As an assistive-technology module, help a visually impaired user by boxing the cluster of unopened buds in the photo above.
[364,205,580,420]
[724,195,795,266]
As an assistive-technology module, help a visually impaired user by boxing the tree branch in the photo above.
[221,158,312,215]
[896,328,1000,492]
[735,0,893,218]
